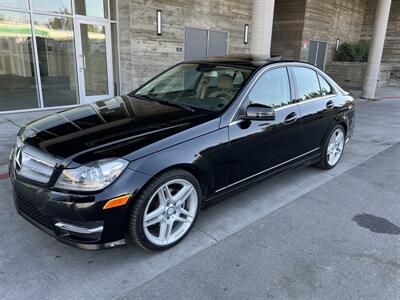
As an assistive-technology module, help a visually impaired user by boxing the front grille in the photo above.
[14,145,56,184]
[15,192,54,230]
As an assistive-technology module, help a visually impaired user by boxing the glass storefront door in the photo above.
[0,10,39,111]
[0,1,118,113]
[74,19,113,104]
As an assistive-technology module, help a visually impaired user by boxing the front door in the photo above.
[74,19,113,104]
[226,67,301,185]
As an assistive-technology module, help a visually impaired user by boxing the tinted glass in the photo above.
[318,74,333,95]
[75,0,108,18]
[80,23,108,96]
[110,0,117,20]
[292,67,321,101]
[111,23,119,96]
[1,0,28,9]
[135,64,252,112]
[247,68,292,108]
[0,11,39,111]
[32,0,72,14]
[33,14,78,107]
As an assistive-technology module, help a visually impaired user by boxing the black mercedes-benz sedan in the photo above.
[9,55,355,251]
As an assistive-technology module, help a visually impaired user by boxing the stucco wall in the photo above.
[271,0,307,60]
[300,0,367,63]
[325,62,367,89]
[117,0,399,93]
[362,0,400,65]
[271,0,369,63]
[117,0,252,94]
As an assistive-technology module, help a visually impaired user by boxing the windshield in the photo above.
[134,63,253,112]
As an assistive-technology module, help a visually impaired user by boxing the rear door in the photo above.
[290,66,338,153]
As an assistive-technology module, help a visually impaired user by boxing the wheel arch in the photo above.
[147,163,210,203]
[127,150,215,203]
[321,116,348,147]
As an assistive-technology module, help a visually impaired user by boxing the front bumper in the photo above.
[10,164,151,250]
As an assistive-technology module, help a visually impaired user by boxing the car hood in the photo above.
[21,95,219,166]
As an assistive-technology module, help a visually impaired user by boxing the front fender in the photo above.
[128,149,216,190]
[127,128,229,193]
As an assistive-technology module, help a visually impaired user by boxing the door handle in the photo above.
[326,99,334,109]
[284,112,298,125]
[79,55,86,70]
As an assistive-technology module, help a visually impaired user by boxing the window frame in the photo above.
[289,66,337,103]
[290,66,322,102]
[225,62,341,126]
[235,66,295,119]
[317,73,334,96]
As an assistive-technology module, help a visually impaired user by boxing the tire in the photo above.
[128,169,201,251]
[316,124,346,170]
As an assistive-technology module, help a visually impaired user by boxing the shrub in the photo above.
[336,42,369,62]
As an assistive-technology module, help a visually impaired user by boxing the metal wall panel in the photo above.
[208,30,228,57]
[184,28,208,61]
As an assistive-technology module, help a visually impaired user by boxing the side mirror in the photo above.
[243,103,275,121]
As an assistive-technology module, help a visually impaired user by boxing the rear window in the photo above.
[292,67,321,101]
[318,74,334,95]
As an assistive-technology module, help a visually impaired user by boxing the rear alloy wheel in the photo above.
[317,124,345,169]
[129,169,200,251]
[327,128,345,167]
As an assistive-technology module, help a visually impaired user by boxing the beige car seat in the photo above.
[208,74,234,99]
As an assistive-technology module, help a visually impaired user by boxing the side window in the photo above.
[246,67,292,108]
[292,67,321,101]
[318,74,334,95]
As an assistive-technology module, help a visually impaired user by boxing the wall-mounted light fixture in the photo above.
[336,38,340,52]
[156,10,162,36]
[244,24,249,44]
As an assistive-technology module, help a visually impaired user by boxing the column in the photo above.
[250,0,275,57]
[362,0,392,99]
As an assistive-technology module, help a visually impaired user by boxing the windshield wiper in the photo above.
[164,101,195,112]
[134,94,195,112]
[134,94,155,101]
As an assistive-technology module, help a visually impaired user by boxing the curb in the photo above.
[0,173,9,181]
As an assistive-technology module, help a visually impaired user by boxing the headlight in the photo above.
[16,136,24,148]
[10,136,24,161]
[55,158,128,191]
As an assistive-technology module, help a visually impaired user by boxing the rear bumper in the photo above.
[10,165,151,250]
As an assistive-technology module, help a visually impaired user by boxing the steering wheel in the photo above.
[215,93,231,102]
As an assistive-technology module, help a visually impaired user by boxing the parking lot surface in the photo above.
[0,95,399,299]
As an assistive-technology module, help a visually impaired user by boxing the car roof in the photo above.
[185,54,301,70]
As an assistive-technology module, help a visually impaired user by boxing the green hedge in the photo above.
[336,42,369,62]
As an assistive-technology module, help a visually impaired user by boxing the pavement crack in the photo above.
[1,116,22,128]
[194,226,219,242]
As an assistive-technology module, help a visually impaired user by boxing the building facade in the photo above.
[0,0,398,113]
[272,0,400,89]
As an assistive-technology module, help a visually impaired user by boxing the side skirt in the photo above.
[203,153,321,208]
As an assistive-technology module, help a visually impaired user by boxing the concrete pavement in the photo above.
[122,144,400,300]
[0,89,399,299]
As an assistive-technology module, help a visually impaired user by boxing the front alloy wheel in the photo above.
[129,169,200,251]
